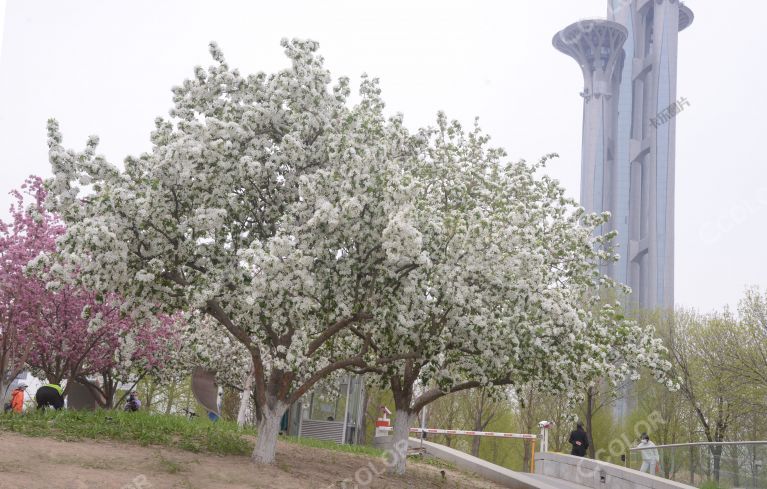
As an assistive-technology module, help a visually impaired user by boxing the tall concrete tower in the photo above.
[554,1,693,311]
[553,20,628,237]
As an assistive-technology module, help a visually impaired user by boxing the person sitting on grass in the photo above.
[124,391,141,412]
[35,383,65,411]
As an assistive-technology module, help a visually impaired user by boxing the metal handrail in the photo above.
[630,441,767,451]
[625,440,767,488]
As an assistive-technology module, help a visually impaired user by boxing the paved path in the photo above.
[406,437,589,489]
[406,437,695,489]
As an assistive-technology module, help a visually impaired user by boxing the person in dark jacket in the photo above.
[568,422,589,457]
[124,392,141,412]
[35,383,65,410]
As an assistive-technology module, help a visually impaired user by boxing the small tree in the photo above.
[74,313,180,408]
[670,309,751,484]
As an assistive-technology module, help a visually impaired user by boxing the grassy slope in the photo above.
[0,410,254,455]
[0,410,450,468]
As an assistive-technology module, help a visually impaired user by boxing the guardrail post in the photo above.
[530,439,537,473]
[538,421,552,452]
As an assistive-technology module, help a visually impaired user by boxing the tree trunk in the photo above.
[101,372,117,409]
[359,389,369,445]
[712,446,722,484]
[164,382,177,415]
[471,409,483,457]
[389,409,413,476]
[252,401,287,465]
[585,387,595,459]
[144,379,157,410]
[470,389,485,457]
[238,368,255,428]
[522,440,532,473]
[690,443,695,485]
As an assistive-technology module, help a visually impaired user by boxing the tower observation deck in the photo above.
[554,1,693,312]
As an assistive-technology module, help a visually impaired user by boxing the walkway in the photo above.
[528,474,586,489]
[405,437,696,489]
[406,437,582,489]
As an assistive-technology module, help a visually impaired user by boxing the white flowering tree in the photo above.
[46,39,423,464]
[345,116,674,474]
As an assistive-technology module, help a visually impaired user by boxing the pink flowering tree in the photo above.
[3,176,178,407]
[0,177,56,399]
[73,313,180,409]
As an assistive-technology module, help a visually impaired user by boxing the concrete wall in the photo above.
[372,436,565,489]
[534,452,694,489]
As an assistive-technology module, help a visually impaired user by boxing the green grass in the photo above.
[0,410,401,461]
[0,410,255,455]
[278,435,385,457]
[699,483,722,489]
[415,456,457,470]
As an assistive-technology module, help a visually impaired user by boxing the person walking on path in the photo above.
[35,383,65,411]
[10,382,28,413]
[568,423,589,457]
[637,433,660,474]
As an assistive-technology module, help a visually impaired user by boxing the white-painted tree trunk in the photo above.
[252,402,286,465]
[388,409,413,475]
[237,367,255,428]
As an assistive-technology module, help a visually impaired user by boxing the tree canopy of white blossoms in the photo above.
[45,38,672,467]
[344,114,674,474]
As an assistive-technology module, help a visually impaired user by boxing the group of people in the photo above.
[568,423,661,475]
[5,382,65,412]
[4,382,142,413]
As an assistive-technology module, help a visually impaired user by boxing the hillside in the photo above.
[0,412,507,489]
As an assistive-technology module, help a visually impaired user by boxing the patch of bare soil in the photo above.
[0,433,507,489]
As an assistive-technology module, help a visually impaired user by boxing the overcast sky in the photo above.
[0,0,763,313]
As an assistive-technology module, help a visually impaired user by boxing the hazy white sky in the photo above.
[0,0,764,313]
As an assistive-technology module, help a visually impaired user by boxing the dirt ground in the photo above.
[0,433,507,489]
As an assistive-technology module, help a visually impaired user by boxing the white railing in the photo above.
[629,441,767,488]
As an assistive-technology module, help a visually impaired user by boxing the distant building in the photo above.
[553,0,693,311]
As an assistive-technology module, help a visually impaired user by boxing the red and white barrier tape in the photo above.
[379,427,537,440]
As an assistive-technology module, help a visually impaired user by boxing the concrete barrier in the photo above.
[534,452,695,489]
[372,436,569,489]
